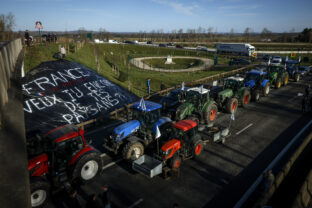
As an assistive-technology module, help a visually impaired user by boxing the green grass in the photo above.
[142,58,204,69]
[24,43,238,97]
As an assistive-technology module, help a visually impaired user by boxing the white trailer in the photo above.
[216,43,255,56]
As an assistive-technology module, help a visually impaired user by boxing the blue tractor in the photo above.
[103,100,172,161]
[285,60,301,82]
[244,70,270,102]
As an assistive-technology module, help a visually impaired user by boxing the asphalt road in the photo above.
[48,73,312,208]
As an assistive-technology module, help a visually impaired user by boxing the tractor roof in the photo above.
[45,124,81,143]
[226,76,244,82]
[248,70,266,75]
[132,100,162,112]
[187,87,209,94]
[285,60,299,64]
[173,119,197,131]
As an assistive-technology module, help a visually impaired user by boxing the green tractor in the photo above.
[210,77,251,114]
[175,87,218,125]
[266,65,289,89]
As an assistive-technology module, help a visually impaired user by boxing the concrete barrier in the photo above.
[253,131,312,207]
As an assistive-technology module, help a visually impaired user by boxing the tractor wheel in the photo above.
[226,97,238,114]
[188,116,200,125]
[241,90,251,108]
[251,90,261,102]
[192,137,204,158]
[30,178,50,208]
[122,141,144,161]
[204,103,218,124]
[263,83,270,96]
[276,78,282,89]
[294,73,300,82]
[170,156,182,169]
[283,73,289,86]
[72,152,102,182]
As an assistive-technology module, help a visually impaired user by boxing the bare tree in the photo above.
[0,12,15,41]
[261,27,272,40]
[229,28,235,38]
[244,27,252,42]
[178,28,183,41]
[207,27,213,40]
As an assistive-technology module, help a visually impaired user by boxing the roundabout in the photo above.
[130,56,213,72]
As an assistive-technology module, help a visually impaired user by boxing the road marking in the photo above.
[128,198,144,208]
[102,159,123,170]
[234,119,312,208]
[236,123,253,135]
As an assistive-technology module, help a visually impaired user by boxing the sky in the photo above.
[1,0,312,33]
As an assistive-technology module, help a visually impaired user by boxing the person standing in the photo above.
[160,82,165,91]
[100,185,111,208]
[25,30,30,47]
[61,46,66,59]
[147,79,151,95]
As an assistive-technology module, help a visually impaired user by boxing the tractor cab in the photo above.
[224,76,245,91]
[186,87,209,106]
[245,70,267,88]
[160,120,198,160]
[132,101,162,129]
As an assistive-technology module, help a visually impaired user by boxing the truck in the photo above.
[103,100,172,161]
[216,43,256,56]
[132,120,229,178]
[27,124,102,208]
[174,87,218,125]
[244,70,270,101]
[210,76,251,113]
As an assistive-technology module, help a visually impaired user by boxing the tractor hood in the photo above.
[113,120,140,141]
[152,117,171,133]
[218,89,233,97]
[245,80,255,88]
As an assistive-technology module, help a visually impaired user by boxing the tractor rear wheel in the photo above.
[30,177,50,208]
[122,141,144,161]
[263,83,270,96]
[294,73,300,82]
[241,90,251,108]
[170,156,182,169]
[204,103,218,124]
[192,137,204,158]
[276,78,282,89]
[226,98,238,114]
[72,152,102,182]
[283,73,289,86]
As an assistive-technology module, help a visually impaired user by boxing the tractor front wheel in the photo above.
[170,156,182,169]
[283,73,289,86]
[263,83,270,96]
[30,178,50,208]
[72,152,102,182]
[226,98,238,114]
[122,141,144,161]
[294,73,300,82]
[241,90,251,108]
[276,78,282,89]
[251,90,261,102]
[204,103,218,124]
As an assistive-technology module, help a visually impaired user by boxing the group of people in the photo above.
[53,180,111,208]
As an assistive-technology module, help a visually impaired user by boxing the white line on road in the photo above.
[236,123,253,135]
[128,198,144,208]
[102,159,123,170]
[234,119,312,208]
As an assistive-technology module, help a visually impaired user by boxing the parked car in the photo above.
[196,46,208,51]
[147,41,153,44]
[229,58,251,66]
[176,45,183,49]
[167,42,174,46]
[159,44,167,47]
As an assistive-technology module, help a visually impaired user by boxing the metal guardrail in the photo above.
[77,64,254,129]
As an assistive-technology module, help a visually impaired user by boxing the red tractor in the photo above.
[27,124,102,208]
[160,119,203,169]
[133,120,204,177]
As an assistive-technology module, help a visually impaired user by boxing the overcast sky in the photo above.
[1,0,312,33]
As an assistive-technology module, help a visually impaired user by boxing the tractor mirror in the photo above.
[297,93,303,97]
